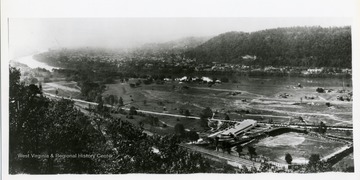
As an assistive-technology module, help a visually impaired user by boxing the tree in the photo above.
[214,137,219,151]
[224,114,230,120]
[118,97,124,106]
[318,121,327,134]
[306,154,332,172]
[185,27,351,68]
[199,117,209,128]
[174,123,185,136]
[268,118,273,124]
[108,95,115,106]
[129,106,137,115]
[236,145,243,157]
[186,131,199,142]
[316,88,325,93]
[9,67,104,173]
[345,130,352,137]
[30,77,38,84]
[241,165,249,173]
[149,116,159,126]
[38,82,42,92]
[95,95,103,104]
[308,154,320,165]
[201,107,213,119]
[285,153,293,164]
[221,141,231,154]
[248,146,257,159]
[184,109,191,117]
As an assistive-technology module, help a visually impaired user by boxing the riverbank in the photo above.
[12,54,59,71]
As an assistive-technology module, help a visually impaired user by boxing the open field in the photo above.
[102,76,352,128]
[42,81,81,98]
[42,76,353,169]
[253,132,347,164]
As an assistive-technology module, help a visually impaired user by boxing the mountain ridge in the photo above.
[184,26,351,68]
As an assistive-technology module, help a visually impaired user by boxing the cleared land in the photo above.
[254,132,347,164]
[43,76,353,168]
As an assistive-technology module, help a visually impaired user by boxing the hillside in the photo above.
[132,36,211,54]
[185,26,352,68]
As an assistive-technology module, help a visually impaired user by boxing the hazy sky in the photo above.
[9,17,352,58]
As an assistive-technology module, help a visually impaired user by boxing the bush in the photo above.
[316,87,325,93]
[129,106,137,115]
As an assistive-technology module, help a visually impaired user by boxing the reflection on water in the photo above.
[14,54,58,71]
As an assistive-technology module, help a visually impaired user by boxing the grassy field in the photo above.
[41,76,353,169]
[42,76,352,131]
[102,77,352,129]
[42,81,81,99]
[253,132,347,164]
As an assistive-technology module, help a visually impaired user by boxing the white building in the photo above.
[201,76,213,83]
[220,119,257,136]
[208,119,257,138]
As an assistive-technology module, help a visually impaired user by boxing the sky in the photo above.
[9,17,352,58]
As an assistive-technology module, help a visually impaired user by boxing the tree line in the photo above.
[185,26,351,68]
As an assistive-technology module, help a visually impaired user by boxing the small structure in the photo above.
[201,76,213,83]
[209,119,257,139]
[179,76,188,82]
[242,55,257,60]
[307,68,323,74]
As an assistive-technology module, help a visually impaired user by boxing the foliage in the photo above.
[317,121,327,134]
[118,97,124,106]
[199,117,209,128]
[129,106,137,115]
[174,123,186,136]
[248,146,257,159]
[148,116,160,126]
[186,131,199,142]
[185,26,352,68]
[224,114,230,120]
[285,153,293,164]
[9,67,215,174]
[306,154,332,173]
[236,145,243,157]
[200,107,213,119]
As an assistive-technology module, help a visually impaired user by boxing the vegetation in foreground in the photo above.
[9,67,213,174]
[9,66,353,173]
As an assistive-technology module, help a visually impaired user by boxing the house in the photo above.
[175,76,188,82]
[208,119,257,138]
[163,78,171,82]
[201,76,213,83]
[341,68,352,74]
[242,55,257,60]
[307,68,323,74]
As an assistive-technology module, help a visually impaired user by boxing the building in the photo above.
[242,55,257,60]
[220,119,257,136]
[307,68,323,74]
[208,119,257,138]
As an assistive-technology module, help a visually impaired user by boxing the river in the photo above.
[13,53,59,71]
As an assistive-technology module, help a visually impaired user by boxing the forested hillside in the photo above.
[9,67,215,174]
[185,26,351,68]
